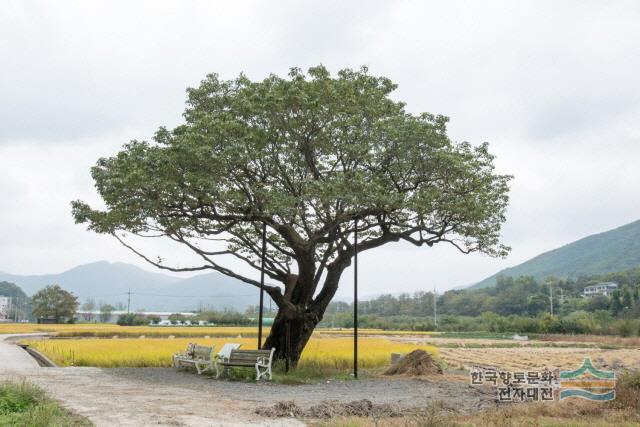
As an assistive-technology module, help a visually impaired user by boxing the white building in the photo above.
[75,310,197,323]
[0,296,10,320]
[583,282,618,298]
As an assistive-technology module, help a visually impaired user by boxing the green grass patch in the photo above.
[0,381,91,427]
[199,360,367,385]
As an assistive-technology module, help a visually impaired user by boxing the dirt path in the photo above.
[0,335,493,426]
[2,367,302,426]
[0,333,43,369]
[0,334,300,426]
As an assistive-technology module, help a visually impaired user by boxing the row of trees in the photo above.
[322,272,640,320]
[0,281,31,321]
[321,270,640,336]
[2,283,119,324]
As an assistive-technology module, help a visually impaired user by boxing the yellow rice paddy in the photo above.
[0,323,437,338]
[25,337,438,369]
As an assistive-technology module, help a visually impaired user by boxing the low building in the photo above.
[75,310,197,323]
[583,282,618,298]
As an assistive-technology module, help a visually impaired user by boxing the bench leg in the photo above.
[255,364,272,381]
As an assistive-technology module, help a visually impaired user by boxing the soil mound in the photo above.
[384,349,443,376]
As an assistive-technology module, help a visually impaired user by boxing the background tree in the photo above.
[117,312,148,326]
[0,281,31,321]
[72,66,511,364]
[31,285,79,323]
[610,290,623,316]
[168,313,186,324]
[80,298,96,321]
[99,303,115,323]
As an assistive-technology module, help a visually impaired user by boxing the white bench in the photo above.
[215,348,275,381]
[215,343,242,363]
[172,344,215,375]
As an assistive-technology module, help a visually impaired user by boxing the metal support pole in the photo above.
[354,218,358,379]
[258,223,267,349]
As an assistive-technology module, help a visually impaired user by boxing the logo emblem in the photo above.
[559,358,616,401]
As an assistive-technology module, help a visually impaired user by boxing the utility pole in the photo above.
[127,289,132,314]
[14,290,18,323]
[549,284,554,316]
[258,222,266,349]
[353,218,359,379]
[433,288,437,329]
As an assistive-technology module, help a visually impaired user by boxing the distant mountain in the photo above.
[472,219,640,289]
[0,261,266,311]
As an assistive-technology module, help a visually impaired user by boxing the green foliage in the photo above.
[71,65,510,319]
[0,381,90,426]
[194,310,251,326]
[0,382,39,415]
[116,313,148,326]
[30,285,79,324]
[99,304,114,323]
[0,281,31,321]
[322,269,640,336]
[474,219,640,288]
[0,281,28,300]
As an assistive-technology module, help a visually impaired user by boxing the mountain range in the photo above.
[0,261,267,312]
[3,218,639,310]
[472,219,640,288]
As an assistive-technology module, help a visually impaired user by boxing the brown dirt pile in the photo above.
[255,399,402,418]
[384,349,443,376]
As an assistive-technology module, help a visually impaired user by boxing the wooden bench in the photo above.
[215,348,275,381]
[172,344,216,375]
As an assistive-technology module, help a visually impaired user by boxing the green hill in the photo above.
[472,219,640,288]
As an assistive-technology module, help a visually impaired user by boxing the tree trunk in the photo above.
[262,304,321,366]
[262,260,345,366]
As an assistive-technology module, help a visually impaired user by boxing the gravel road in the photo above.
[1,335,494,426]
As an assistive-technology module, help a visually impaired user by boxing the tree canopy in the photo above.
[31,285,79,323]
[72,66,511,362]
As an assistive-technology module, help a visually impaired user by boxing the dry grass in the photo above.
[315,371,640,427]
[539,334,640,348]
[437,346,640,371]
[25,336,438,369]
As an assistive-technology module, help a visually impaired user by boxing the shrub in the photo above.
[117,313,148,326]
[610,370,640,410]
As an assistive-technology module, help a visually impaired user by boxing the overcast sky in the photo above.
[1,1,639,297]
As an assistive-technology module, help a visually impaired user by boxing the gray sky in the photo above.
[1,1,639,298]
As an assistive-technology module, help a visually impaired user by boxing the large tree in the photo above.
[31,285,79,323]
[72,66,511,364]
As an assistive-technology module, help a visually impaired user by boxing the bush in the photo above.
[117,313,148,326]
[610,370,640,410]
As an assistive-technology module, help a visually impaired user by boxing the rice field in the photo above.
[0,323,265,338]
[0,323,438,338]
[24,337,439,369]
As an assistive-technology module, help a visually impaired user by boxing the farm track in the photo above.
[1,334,493,426]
